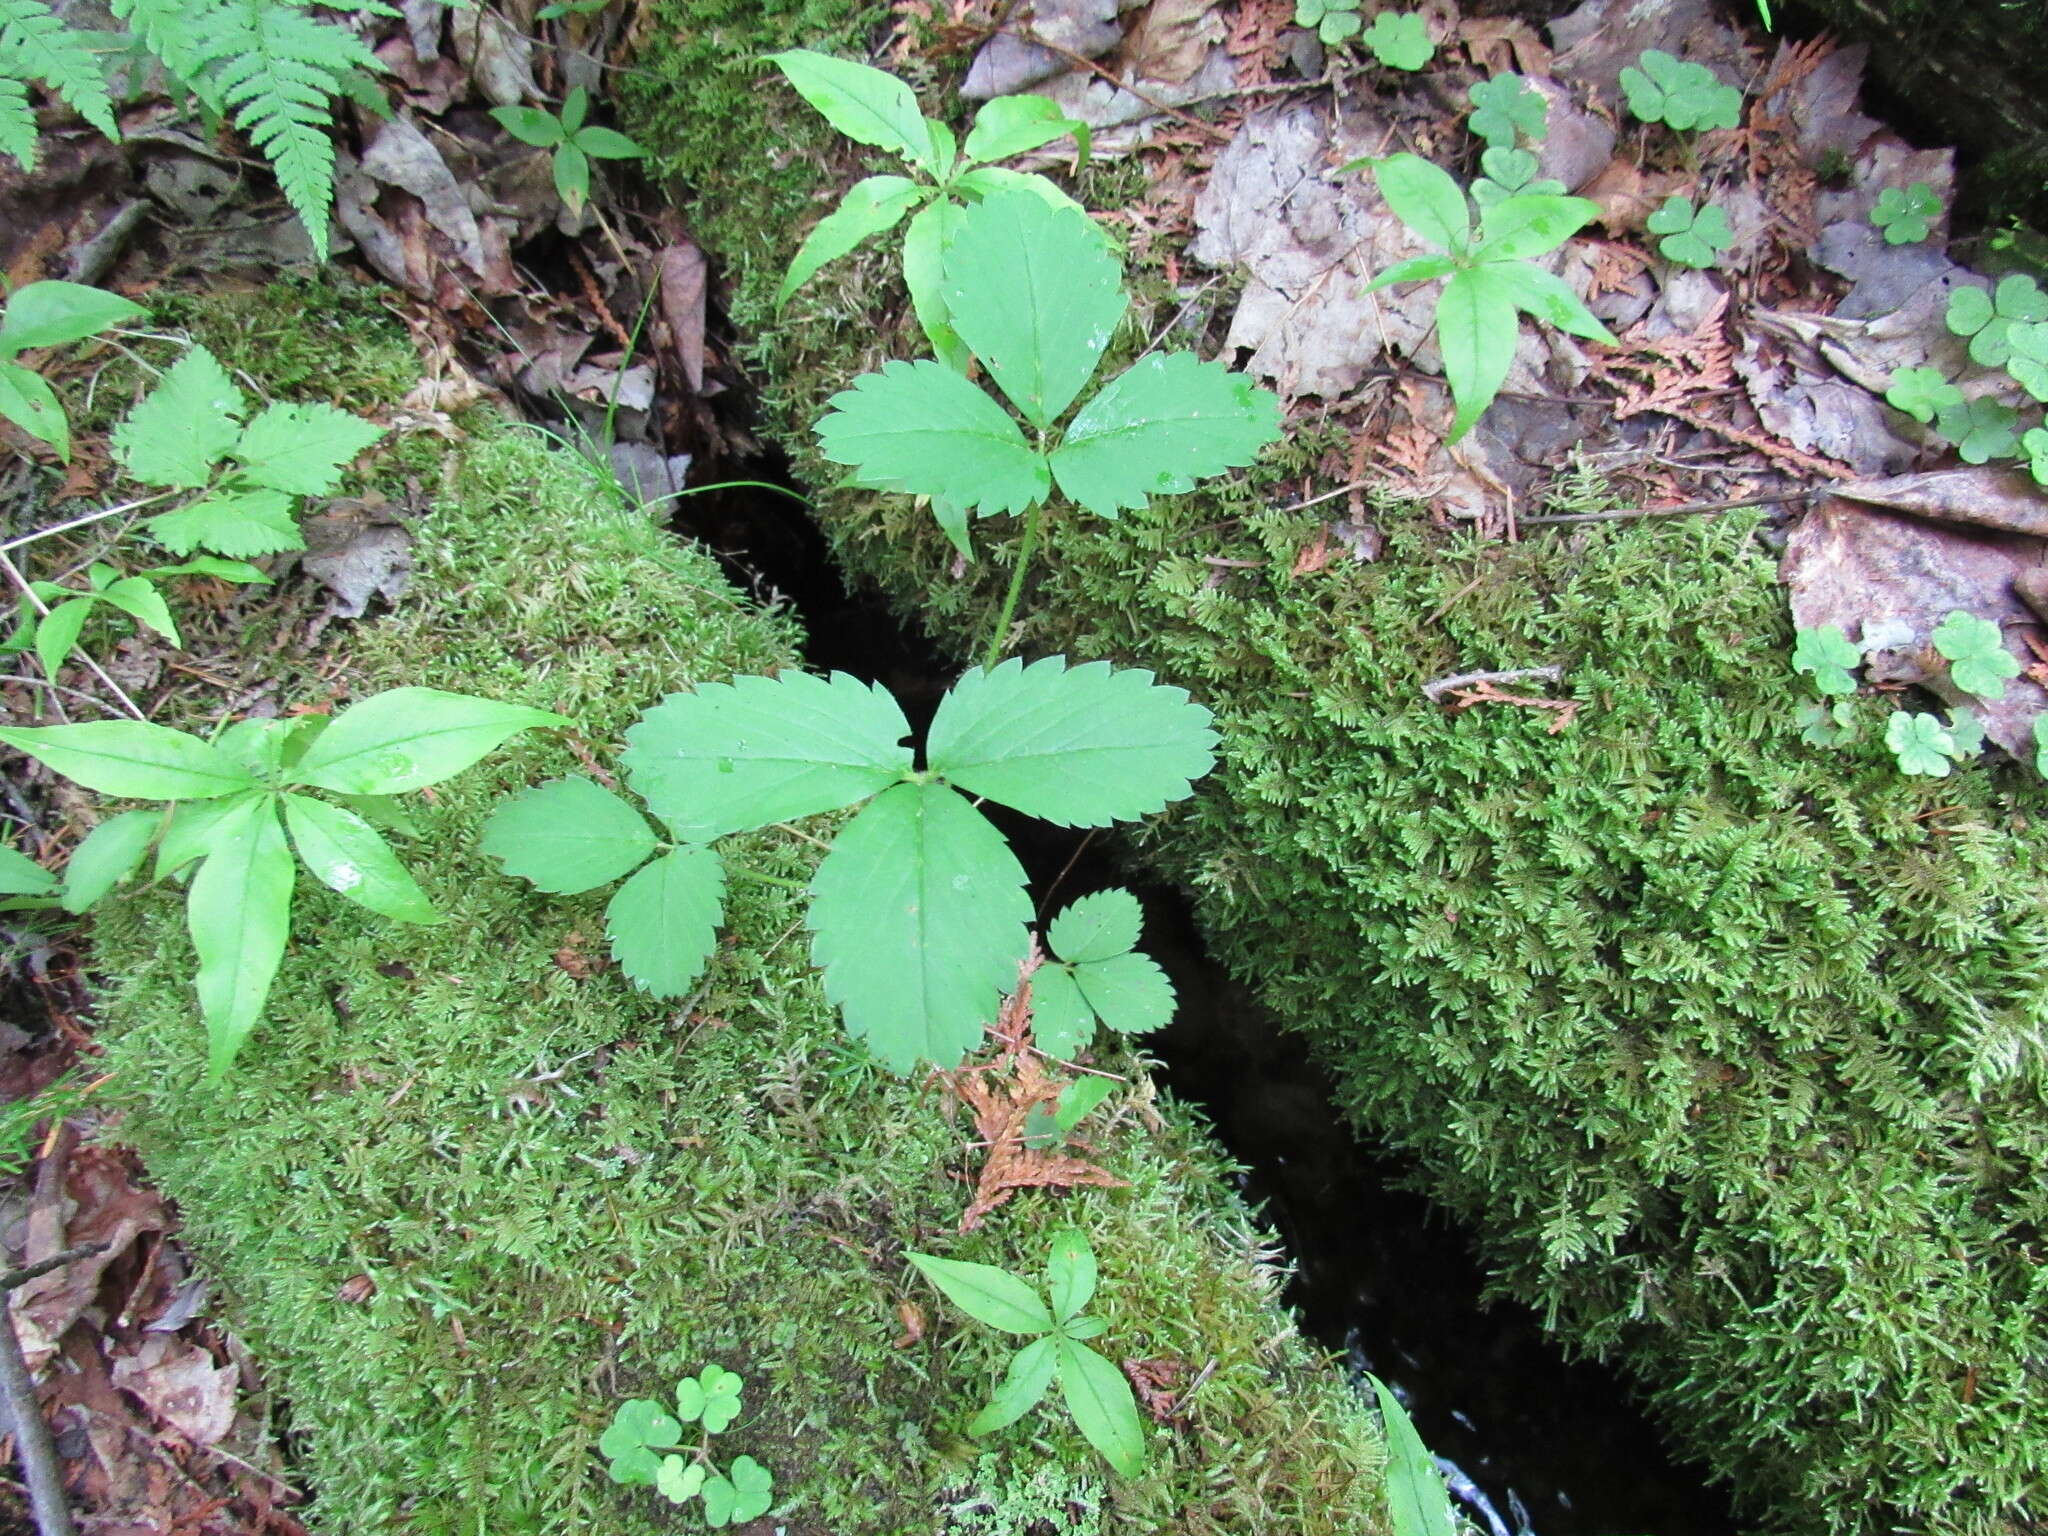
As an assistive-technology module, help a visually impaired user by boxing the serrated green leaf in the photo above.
[190,794,293,1077]
[0,719,258,800]
[605,844,725,999]
[901,197,969,371]
[1371,153,1469,254]
[1047,887,1142,964]
[1046,1228,1097,1321]
[481,775,656,894]
[0,281,144,354]
[1436,265,1519,443]
[149,555,271,585]
[113,345,245,489]
[1049,352,1282,518]
[290,687,565,795]
[808,782,1032,1070]
[233,400,384,494]
[907,1250,1054,1333]
[58,808,156,913]
[940,189,1125,428]
[1367,1373,1458,1536]
[1074,950,1174,1035]
[33,597,93,678]
[779,174,924,305]
[282,793,439,923]
[622,671,911,842]
[144,487,302,558]
[1028,963,1096,1059]
[767,49,937,173]
[963,94,1078,163]
[0,359,70,456]
[0,843,55,896]
[968,1334,1059,1435]
[815,359,1050,515]
[1055,1337,1146,1476]
[927,656,1216,827]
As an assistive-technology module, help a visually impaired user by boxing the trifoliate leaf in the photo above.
[1945,276,2048,368]
[1048,352,1281,517]
[1361,10,1433,69]
[233,401,385,494]
[939,189,1126,428]
[906,1250,1055,1333]
[1932,609,2020,698]
[1466,73,1546,146]
[967,1334,1059,1436]
[1618,48,1742,131]
[655,1456,705,1504]
[282,793,440,924]
[1886,710,1955,777]
[605,845,725,999]
[925,657,1217,827]
[144,487,302,558]
[815,359,1050,515]
[600,1398,683,1477]
[712,1455,774,1525]
[1934,397,2021,464]
[1046,887,1143,964]
[1028,963,1096,1059]
[1645,195,1732,268]
[1792,624,1860,696]
[1945,706,1985,758]
[1870,182,1940,244]
[621,671,912,842]
[779,173,925,304]
[1795,699,1855,748]
[113,345,245,489]
[480,775,657,893]
[1883,366,1963,425]
[1073,950,1174,1035]
[808,782,1032,1071]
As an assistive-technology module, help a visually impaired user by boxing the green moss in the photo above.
[624,37,2048,1529]
[82,304,1390,1529]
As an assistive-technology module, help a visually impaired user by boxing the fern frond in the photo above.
[0,62,34,169]
[107,0,230,111]
[0,0,115,138]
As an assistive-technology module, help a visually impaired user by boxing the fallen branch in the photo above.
[1421,665,1562,704]
[0,1241,107,1536]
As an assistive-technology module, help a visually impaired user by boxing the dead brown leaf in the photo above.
[110,1336,238,1448]
[656,239,708,395]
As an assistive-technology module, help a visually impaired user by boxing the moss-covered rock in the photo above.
[81,302,1392,1532]
[621,20,2048,1533]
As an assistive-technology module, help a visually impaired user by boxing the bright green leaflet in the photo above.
[1072,951,1174,1036]
[2036,715,2048,778]
[1362,11,1433,69]
[1934,397,2020,464]
[1646,195,1732,268]
[291,688,566,796]
[1294,0,1362,47]
[114,345,246,488]
[676,1364,744,1433]
[1467,73,1546,147]
[1047,1227,1097,1320]
[1031,886,1176,1055]
[2024,426,2048,487]
[480,774,659,892]
[0,719,256,800]
[58,808,156,913]
[0,281,143,457]
[968,1335,1060,1435]
[190,795,295,1080]
[1884,367,1962,425]
[1471,146,1564,209]
[488,86,643,216]
[1886,711,1955,777]
[1618,49,1742,131]
[1054,1336,1146,1477]
[1932,610,2020,699]
[1049,352,1282,517]
[1795,699,1856,748]
[1871,182,1941,244]
[816,360,1051,515]
[0,842,55,896]
[700,1455,773,1526]
[1367,1373,1458,1536]
[1028,964,1097,1059]
[1792,624,1860,696]
[906,1251,1057,1334]
[1945,706,1985,758]
[281,793,441,924]
[610,848,724,999]
[1047,887,1144,964]
[1945,275,2048,369]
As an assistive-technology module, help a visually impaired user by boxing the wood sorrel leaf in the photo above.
[290,688,565,796]
[0,719,259,800]
[282,793,440,924]
[925,657,1217,828]
[1055,1337,1146,1476]
[779,173,925,305]
[1048,352,1281,518]
[622,670,912,842]
[816,358,1050,515]
[906,1251,1055,1333]
[967,1334,1059,1435]
[767,50,939,174]
[190,794,293,1078]
[808,781,1031,1070]
[605,844,725,999]
[939,189,1125,428]
[481,774,657,893]
[1046,887,1142,965]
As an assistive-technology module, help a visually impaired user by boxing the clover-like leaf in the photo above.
[1645,195,1732,268]
[702,1455,773,1527]
[2025,426,2048,488]
[605,845,725,1000]
[1945,275,2048,368]
[622,671,912,842]
[112,345,246,489]
[809,782,1032,1070]
[1792,624,1860,696]
[1870,182,1941,244]
[926,656,1217,828]
[1886,711,1955,777]
[1048,352,1282,518]
[1618,49,1741,131]
[907,1250,1056,1334]
[1883,366,1964,425]
[1944,706,1985,758]
[1932,610,2020,699]
[600,1398,682,1486]
[1046,888,1143,965]
[676,1364,744,1434]
[1934,397,2021,464]
[655,1455,705,1504]
[1362,10,1433,69]
[2005,322,2048,403]
[1466,73,1546,147]
[815,359,1051,515]
[1794,699,1856,748]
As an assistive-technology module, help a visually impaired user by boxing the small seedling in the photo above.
[767,50,1089,369]
[1792,624,1860,696]
[1645,195,1732,268]
[2024,426,2048,487]
[1618,49,1741,132]
[1945,706,1986,758]
[907,1229,1147,1477]
[1886,710,1958,777]
[1795,699,1856,747]
[1466,73,1546,148]
[0,689,564,1073]
[600,1367,774,1527]
[1945,275,2048,369]
[1883,366,1964,424]
[1366,1374,1458,1536]
[1361,11,1433,69]
[1932,610,2019,699]
[0,555,267,679]
[1026,888,1174,1060]
[1294,0,1362,45]
[1361,153,1615,442]
[0,280,145,461]
[1933,397,2020,464]
[489,86,644,215]
[1870,183,1941,245]
[1021,1076,1117,1149]
[1469,146,1564,209]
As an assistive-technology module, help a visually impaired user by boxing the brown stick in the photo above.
[0,1242,104,1536]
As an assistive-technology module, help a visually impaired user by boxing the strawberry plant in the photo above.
[484,658,1214,1072]
[489,86,644,216]
[1028,889,1173,1060]
[907,1229,1147,1476]
[0,689,565,1074]
[0,279,144,461]
[1361,153,1615,442]
[600,1366,775,1527]
[767,49,1089,369]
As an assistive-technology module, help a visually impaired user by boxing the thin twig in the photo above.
[1421,665,1562,704]
[1517,486,1828,526]
[0,551,147,722]
[0,492,179,556]
[1285,478,1377,515]
[0,1242,105,1536]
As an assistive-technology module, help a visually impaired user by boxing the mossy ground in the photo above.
[621,13,2048,1531]
[78,291,1392,1533]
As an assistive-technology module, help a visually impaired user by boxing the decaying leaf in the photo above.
[110,1335,238,1447]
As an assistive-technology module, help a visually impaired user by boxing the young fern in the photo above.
[0,0,120,168]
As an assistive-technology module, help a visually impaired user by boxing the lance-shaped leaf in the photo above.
[964,95,1078,163]
[780,174,925,304]
[33,598,92,678]
[1435,265,1519,443]
[1474,193,1598,261]
[1055,1337,1146,1476]
[1372,153,1470,254]
[926,657,1217,827]
[622,671,912,842]
[1047,888,1143,964]
[0,843,55,896]
[158,795,258,877]
[901,198,969,372]
[808,781,1031,1070]
[112,345,245,489]
[816,360,1050,515]
[282,793,440,923]
[0,361,68,457]
[190,795,294,1078]
[906,1250,1054,1333]
[767,49,939,174]
[605,844,725,999]
[481,775,657,893]
[1046,1228,1097,1321]
[289,688,565,795]
[1368,1374,1458,1536]
[1027,962,1096,1059]
[0,281,144,354]
[941,189,1125,428]
[967,1334,1059,1436]
[0,719,259,800]
[1484,261,1615,343]
[1049,352,1281,517]
[1074,951,1174,1035]
[59,808,157,914]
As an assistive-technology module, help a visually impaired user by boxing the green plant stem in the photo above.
[983,499,1049,671]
